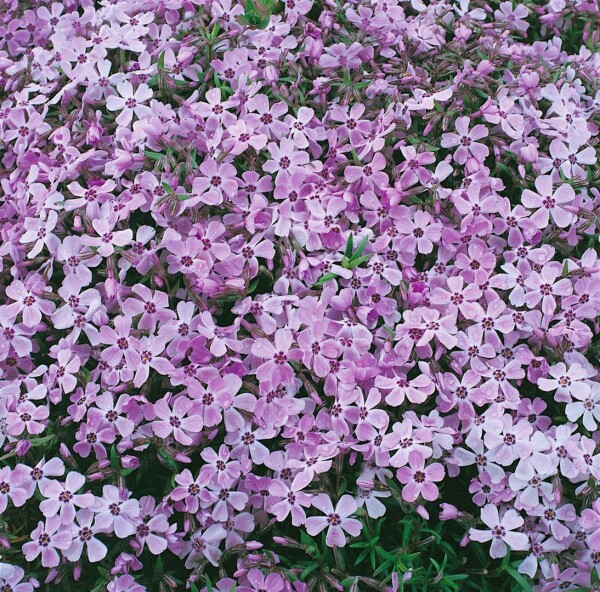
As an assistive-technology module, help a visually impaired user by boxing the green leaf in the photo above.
[157,51,165,71]
[157,448,178,471]
[351,235,369,261]
[162,182,174,194]
[345,233,354,259]
[315,272,338,286]
[204,575,213,592]
[110,445,119,471]
[209,23,220,41]
[504,566,533,592]
[299,563,319,580]
[348,254,371,269]
[144,149,163,160]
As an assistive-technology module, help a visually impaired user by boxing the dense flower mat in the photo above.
[0,0,599,590]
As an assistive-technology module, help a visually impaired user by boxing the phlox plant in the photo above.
[0,0,599,591]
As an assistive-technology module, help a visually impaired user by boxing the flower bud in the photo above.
[15,439,31,457]
[416,505,429,520]
[319,10,334,30]
[86,120,103,146]
[246,540,263,550]
[439,503,463,520]
[105,268,118,299]
[121,455,140,469]
[264,66,279,84]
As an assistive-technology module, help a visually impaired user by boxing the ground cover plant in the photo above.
[0,0,599,590]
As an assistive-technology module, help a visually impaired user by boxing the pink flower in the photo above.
[263,139,310,182]
[441,117,489,164]
[122,285,175,332]
[63,509,108,563]
[494,2,529,31]
[0,565,34,592]
[39,471,95,525]
[548,137,596,180]
[305,494,362,547]
[108,575,146,592]
[198,445,242,487]
[344,152,388,191]
[16,457,65,497]
[6,401,49,435]
[581,501,600,551]
[269,479,312,526]
[152,395,203,445]
[251,329,303,388]
[134,513,171,556]
[319,42,364,69]
[22,517,73,567]
[296,324,339,378]
[83,219,133,257]
[132,335,173,388]
[93,485,141,538]
[224,119,267,155]
[192,159,239,205]
[521,175,575,228]
[106,81,153,126]
[397,210,442,254]
[199,483,248,522]
[397,146,436,188]
[523,263,573,314]
[375,371,435,406]
[5,280,55,328]
[181,525,226,568]
[0,466,28,513]
[170,469,204,513]
[565,383,600,431]
[537,362,591,402]
[51,275,101,330]
[238,569,284,592]
[396,451,444,502]
[98,315,141,368]
[469,504,529,558]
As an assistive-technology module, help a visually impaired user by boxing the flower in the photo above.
[521,175,575,228]
[0,467,28,512]
[93,485,141,538]
[152,395,203,445]
[305,494,362,547]
[469,505,529,558]
[238,569,284,592]
[396,451,445,502]
[441,117,489,164]
[251,329,303,388]
[106,81,153,126]
[63,509,108,563]
[39,471,95,524]
[22,517,73,567]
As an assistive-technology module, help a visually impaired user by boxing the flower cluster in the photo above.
[0,0,599,590]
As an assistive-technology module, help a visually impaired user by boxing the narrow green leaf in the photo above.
[351,235,369,260]
[315,272,338,286]
[345,233,354,258]
[504,566,533,592]
[144,149,163,160]
[299,563,319,580]
[348,254,371,269]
